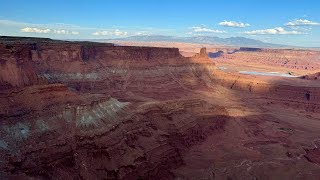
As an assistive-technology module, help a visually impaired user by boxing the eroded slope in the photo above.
[1,36,320,179]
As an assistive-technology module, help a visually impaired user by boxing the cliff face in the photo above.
[0,96,227,179]
[1,37,320,179]
[211,71,320,113]
[0,37,223,179]
[0,40,183,88]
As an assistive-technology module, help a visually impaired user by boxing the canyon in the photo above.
[1,36,320,179]
[109,40,320,76]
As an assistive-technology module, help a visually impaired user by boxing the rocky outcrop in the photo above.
[191,47,210,60]
[199,47,207,57]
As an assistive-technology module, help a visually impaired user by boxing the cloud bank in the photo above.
[285,19,320,26]
[21,27,79,35]
[244,27,303,35]
[21,27,51,33]
[191,26,226,33]
[219,21,250,28]
[92,29,128,36]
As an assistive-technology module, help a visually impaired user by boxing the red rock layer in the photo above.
[211,71,320,112]
[0,97,227,179]
[0,37,222,179]
[1,37,320,179]
[0,40,184,88]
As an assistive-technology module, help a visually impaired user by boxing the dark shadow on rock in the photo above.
[208,51,224,58]
[1,37,320,179]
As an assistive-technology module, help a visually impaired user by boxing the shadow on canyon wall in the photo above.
[0,37,320,179]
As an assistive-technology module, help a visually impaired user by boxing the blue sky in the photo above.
[1,0,320,47]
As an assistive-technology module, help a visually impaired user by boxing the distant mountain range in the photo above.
[107,35,288,48]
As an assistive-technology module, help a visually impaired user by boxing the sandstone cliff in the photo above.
[1,36,320,179]
[0,37,184,88]
[0,36,222,179]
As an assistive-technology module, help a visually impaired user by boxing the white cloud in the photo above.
[134,31,150,36]
[92,29,128,36]
[219,20,250,28]
[53,29,80,35]
[21,27,51,33]
[54,29,67,34]
[2,19,173,38]
[285,19,320,26]
[244,27,304,35]
[21,27,79,35]
[71,31,80,35]
[191,26,226,33]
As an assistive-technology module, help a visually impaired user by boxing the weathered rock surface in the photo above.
[211,70,320,112]
[0,36,223,179]
[0,96,227,179]
[0,38,182,88]
[1,36,320,179]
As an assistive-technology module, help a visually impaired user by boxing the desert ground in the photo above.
[0,37,320,179]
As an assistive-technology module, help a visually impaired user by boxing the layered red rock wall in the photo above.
[0,41,182,88]
[0,37,222,179]
[212,71,320,112]
[2,37,320,179]
[0,95,227,179]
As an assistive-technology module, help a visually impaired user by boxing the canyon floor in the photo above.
[0,37,320,179]
[173,84,320,179]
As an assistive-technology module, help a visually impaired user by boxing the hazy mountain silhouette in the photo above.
[112,35,287,48]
